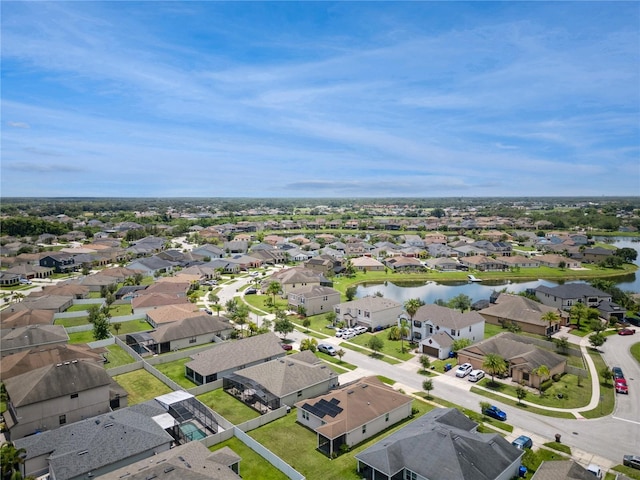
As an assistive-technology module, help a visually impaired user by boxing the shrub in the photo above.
[540,378,554,391]
[552,373,561,382]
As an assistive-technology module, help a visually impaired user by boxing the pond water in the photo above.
[356,237,640,305]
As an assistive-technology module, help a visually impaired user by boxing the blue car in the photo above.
[512,435,532,450]
[483,405,507,421]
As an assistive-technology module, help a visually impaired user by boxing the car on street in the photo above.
[612,366,624,379]
[618,328,636,336]
[318,344,337,356]
[244,288,257,295]
[468,369,485,382]
[623,455,640,470]
[483,405,507,421]
[455,363,473,378]
[615,378,628,394]
[511,435,533,450]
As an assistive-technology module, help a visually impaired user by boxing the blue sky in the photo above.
[2,1,639,198]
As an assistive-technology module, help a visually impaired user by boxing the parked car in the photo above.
[354,326,368,334]
[335,329,345,338]
[511,435,533,450]
[623,455,640,470]
[455,363,473,378]
[618,328,636,336]
[612,366,624,379]
[624,316,640,327]
[245,288,257,295]
[468,369,485,382]
[318,344,337,356]
[281,343,293,351]
[615,378,628,394]
[342,330,356,340]
[586,464,603,478]
[483,405,507,421]
[19,278,32,285]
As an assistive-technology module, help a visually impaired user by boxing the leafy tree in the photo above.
[232,303,249,337]
[541,311,560,336]
[274,316,294,340]
[398,319,411,353]
[515,385,527,404]
[1,441,27,480]
[532,365,550,394]
[368,336,384,355]
[588,332,606,349]
[448,294,472,312]
[404,298,423,325]
[419,354,431,372]
[479,401,491,416]
[297,305,307,318]
[601,367,613,385]
[300,337,318,352]
[451,338,472,353]
[569,302,588,330]
[345,286,357,302]
[325,311,337,326]
[209,293,220,305]
[225,298,238,316]
[336,348,346,362]
[93,314,111,340]
[589,318,605,333]
[482,353,508,384]
[422,379,434,399]
[302,317,311,332]
[614,247,638,263]
[87,304,101,323]
[112,322,122,336]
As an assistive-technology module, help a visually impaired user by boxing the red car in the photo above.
[618,328,636,336]
[281,343,293,351]
[615,378,628,394]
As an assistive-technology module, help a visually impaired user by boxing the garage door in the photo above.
[422,345,439,357]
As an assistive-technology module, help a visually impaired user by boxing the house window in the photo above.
[189,337,197,344]
[59,414,66,425]
[385,413,389,422]
[365,311,370,318]
[414,332,422,340]
[302,410,309,420]
[297,391,303,397]
[404,471,417,480]
[70,393,78,399]
[362,425,367,434]
[323,296,328,301]
[414,320,421,328]
[523,372,530,381]
[469,326,472,332]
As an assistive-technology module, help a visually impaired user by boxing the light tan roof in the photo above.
[1,324,69,350]
[0,309,54,328]
[479,293,566,327]
[156,274,201,284]
[350,256,384,267]
[336,296,402,312]
[149,315,232,343]
[295,376,412,439]
[131,292,190,310]
[0,344,104,380]
[146,303,201,325]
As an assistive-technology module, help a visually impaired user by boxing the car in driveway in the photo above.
[618,328,636,336]
[612,366,624,379]
[342,330,356,340]
[615,378,629,394]
[455,363,473,378]
[318,344,337,356]
[281,343,293,351]
[586,464,603,478]
[511,435,533,450]
[354,325,368,334]
[244,288,257,295]
[623,455,640,470]
[468,369,485,382]
[483,405,507,421]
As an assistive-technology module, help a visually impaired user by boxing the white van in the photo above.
[468,369,485,382]
[586,464,603,478]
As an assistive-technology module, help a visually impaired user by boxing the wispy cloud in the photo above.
[7,121,30,129]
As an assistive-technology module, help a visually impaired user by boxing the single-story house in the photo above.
[1,324,69,357]
[424,257,459,271]
[531,460,601,480]
[295,376,412,457]
[384,256,424,272]
[459,255,508,271]
[355,407,524,480]
[224,350,339,413]
[0,308,55,329]
[349,256,385,271]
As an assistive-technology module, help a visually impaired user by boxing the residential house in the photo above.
[127,256,178,276]
[530,460,602,480]
[334,297,403,331]
[498,255,541,269]
[0,272,21,286]
[295,376,413,457]
[457,332,567,388]
[14,405,174,480]
[384,256,424,272]
[4,263,53,280]
[224,350,339,413]
[223,240,249,254]
[3,359,113,440]
[264,267,330,294]
[304,255,338,275]
[535,284,611,311]
[1,324,69,357]
[355,407,523,480]
[191,244,225,259]
[535,254,581,269]
[403,304,484,359]
[424,257,460,271]
[131,292,191,314]
[581,246,615,264]
[0,308,55,329]
[350,256,385,271]
[31,284,90,300]
[459,255,507,271]
[479,293,568,336]
[127,235,166,256]
[596,300,626,323]
[95,442,242,480]
[185,332,286,385]
[287,285,341,316]
[39,253,76,273]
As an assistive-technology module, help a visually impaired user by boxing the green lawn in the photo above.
[248,400,433,480]
[103,344,136,368]
[314,352,358,371]
[111,319,153,335]
[347,332,415,361]
[338,342,401,365]
[66,304,96,312]
[242,293,288,313]
[579,350,615,418]
[484,323,505,339]
[109,304,133,316]
[522,448,569,473]
[476,372,591,409]
[631,342,640,364]
[112,369,172,405]
[56,316,90,327]
[612,465,640,480]
[67,330,98,344]
[197,389,261,425]
[209,437,288,480]
[154,358,198,389]
[543,442,571,454]
[469,387,576,419]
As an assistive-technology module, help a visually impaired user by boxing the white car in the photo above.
[354,326,368,334]
[455,363,473,378]
[468,369,485,382]
[318,344,337,356]
[342,330,356,340]
[335,329,345,338]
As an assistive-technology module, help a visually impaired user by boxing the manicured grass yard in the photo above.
[248,400,433,480]
[631,342,640,364]
[111,319,153,335]
[112,369,172,405]
[209,437,288,480]
[154,358,198,389]
[56,316,90,327]
[197,389,261,425]
[484,323,506,339]
[579,350,615,418]
[522,448,568,473]
[346,332,414,361]
[108,304,133,316]
[468,388,576,419]
[338,342,401,365]
[242,293,288,313]
[67,330,98,344]
[103,344,136,368]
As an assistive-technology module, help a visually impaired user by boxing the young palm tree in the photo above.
[532,364,550,394]
[1,442,27,480]
[541,311,561,336]
[482,353,508,384]
[266,281,282,310]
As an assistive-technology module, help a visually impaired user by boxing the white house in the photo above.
[334,297,403,331]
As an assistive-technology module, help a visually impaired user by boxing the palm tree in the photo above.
[541,311,561,336]
[532,364,550,394]
[266,281,282,310]
[398,318,410,354]
[300,337,318,352]
[483,353,508,384]
[404,298,422,329]
[1,442,26,480]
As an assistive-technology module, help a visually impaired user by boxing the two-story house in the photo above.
[534,284,611,311]
[287,285,341,316]
[334,297,403,331]
[39,253,76,273]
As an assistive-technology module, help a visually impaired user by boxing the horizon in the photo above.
[2,2,639,198]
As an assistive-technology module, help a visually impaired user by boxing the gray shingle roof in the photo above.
[535,283,609,299]
[355,408,522,480]
[413,304,484,330]
[15,407,173,480]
